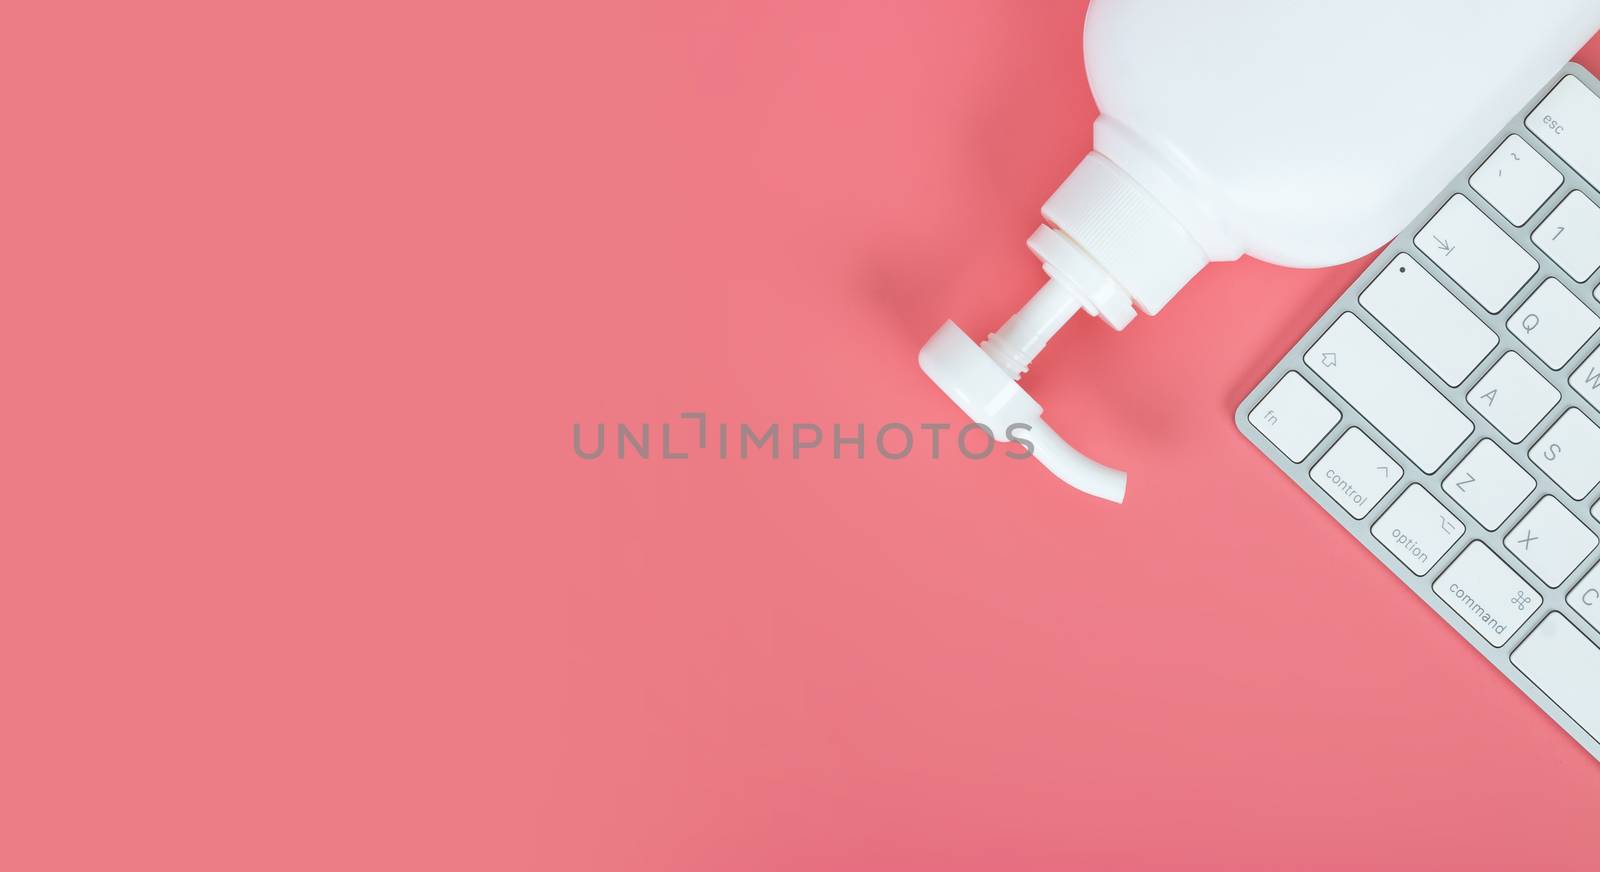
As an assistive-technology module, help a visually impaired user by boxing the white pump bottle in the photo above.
[921,0,1600,503]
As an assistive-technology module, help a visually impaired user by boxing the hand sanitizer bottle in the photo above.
[921,0,1600,502]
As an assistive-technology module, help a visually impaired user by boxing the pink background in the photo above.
[5,1,1600,869]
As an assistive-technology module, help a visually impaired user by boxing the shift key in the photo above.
[1306,313,1472,473]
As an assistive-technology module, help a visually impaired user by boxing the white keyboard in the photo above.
[1238,64,1600,762]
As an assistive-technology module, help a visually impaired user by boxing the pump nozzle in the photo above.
[920,214,1136,502]
[919,150,1212,501]
[919,313,1126,504]
[919,317,1127,502]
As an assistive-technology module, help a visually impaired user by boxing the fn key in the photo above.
[1248,372,1340,462]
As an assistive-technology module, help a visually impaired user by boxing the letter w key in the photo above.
[1572,353,1600,411]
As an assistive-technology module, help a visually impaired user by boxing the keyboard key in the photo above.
[1434,541,1541,647]
[1505,495,1597,588]
[1512,613,1600,742]
[1509,278,1599,369]
[1248,372,1339,462]
[1416,194,1538,313]
[1527,75,1600,189]
[1443,439,1534,531]
[1569,346,1600,412]
[1530,407,1600,499]
[1359,254,1496,386]
[1566,565,1600,635]
[1469,352,1558,442]
[1470,134,1562,226]
[1306,313,1471,473]
[1533,191,1600,283]
[1310,429,1398,519]
[1374,484,1463,576]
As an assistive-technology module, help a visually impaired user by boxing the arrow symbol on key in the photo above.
[1377,465,1390,478]
[1321,352,1337,367]
[1456,473,1475,491]
[1433,235,1455,256]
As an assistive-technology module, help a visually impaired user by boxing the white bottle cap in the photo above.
[919,151,1208,501]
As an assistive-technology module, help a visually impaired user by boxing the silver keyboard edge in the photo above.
[1234,62,1600,763]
